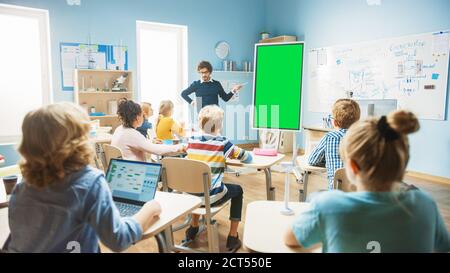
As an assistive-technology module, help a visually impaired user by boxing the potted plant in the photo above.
[260,32,270,40]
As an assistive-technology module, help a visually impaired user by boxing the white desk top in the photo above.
[296,155,327,172]
[243,201,321,253]
[90,132,113,144]
[226,152,285,169]
[0,202,9,247]
[0,178,7,206]
[303,125,334,132]
[142,191,202,238]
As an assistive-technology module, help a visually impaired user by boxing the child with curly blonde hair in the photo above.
[5,102,161,253]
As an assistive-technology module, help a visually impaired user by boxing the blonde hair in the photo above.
[141,102,152,119]
[156,100,174,128]
[340,110,420,191]
[332,99,361,129]
[198,105,224,134]
[19,102,93,188]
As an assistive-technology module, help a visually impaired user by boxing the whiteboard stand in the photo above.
[280,161,294,215]
[291,131,303,182]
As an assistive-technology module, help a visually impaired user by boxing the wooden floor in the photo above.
[101,154,450,253]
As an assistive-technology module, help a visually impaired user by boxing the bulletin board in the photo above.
[60,42,128,91]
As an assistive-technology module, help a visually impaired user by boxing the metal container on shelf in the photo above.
[242,61,252,72]
[223,60,229,71]
[230,61,236,71]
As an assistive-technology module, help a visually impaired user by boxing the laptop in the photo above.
[105,158,161,217]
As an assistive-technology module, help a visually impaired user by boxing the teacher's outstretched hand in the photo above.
[181,61,240,112]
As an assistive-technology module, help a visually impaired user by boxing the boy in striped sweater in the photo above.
[186,105,252,250]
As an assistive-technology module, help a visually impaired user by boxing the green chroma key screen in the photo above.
[253,42,304,131]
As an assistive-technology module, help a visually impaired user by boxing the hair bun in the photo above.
[387,110,420,135]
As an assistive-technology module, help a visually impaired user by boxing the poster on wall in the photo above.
[60,42,128,91]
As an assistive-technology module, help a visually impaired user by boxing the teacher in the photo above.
[181,61,242,110]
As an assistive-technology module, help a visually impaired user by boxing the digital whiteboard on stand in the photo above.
[252,42,305,132]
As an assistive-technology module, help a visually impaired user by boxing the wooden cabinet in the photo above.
[74,69,134,130]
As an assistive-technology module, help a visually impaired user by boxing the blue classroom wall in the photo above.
[0,0,266,165]
[265,0,450,178]
[0,0,265,102]
[0,0,448,178]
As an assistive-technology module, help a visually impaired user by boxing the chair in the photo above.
[161,157,231,253]
[93,143,106,171]
[333,168,357,192]
[296,155,328,201]
[102,144,123,170]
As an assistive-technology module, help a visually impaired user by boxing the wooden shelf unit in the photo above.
[74,69,134,130]
[259,35,297,43]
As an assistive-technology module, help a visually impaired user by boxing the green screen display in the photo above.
[253,42,304,131]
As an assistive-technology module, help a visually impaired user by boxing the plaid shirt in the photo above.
[308,128,347,189]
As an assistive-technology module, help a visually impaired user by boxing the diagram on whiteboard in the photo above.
[308,30,450,120]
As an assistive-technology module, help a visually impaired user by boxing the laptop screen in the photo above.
[105,159,160,204]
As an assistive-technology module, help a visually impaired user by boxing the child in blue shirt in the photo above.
[136,102,153,138]
[308,99,360,189]
[285,110,449,253]
[4,102,161,253]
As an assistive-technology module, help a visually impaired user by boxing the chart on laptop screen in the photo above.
[106,160,160,202]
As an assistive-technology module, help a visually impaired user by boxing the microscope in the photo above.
[112,73,128,92]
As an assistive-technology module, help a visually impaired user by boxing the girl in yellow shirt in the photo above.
[156,100,185,140]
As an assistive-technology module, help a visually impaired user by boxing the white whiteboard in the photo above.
[308,30,450,120]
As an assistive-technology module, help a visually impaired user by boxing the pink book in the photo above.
[253,148,278,156]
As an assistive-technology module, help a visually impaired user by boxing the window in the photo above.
[136,21,188,125]
[0,4,52,143]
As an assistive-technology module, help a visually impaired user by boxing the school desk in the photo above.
[243,200,321,253]
[0,188,9,248]
[90,132,113,144]
[142,191,202,253]
[226,152,285,201]
[296,155,328,202]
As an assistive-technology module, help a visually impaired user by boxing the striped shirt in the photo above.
[308,128,347,189]
[187,134,252,203]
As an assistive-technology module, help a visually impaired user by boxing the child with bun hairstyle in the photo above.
[284,110,449,252]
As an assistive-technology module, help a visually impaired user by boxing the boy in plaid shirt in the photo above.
[308,99,360,189]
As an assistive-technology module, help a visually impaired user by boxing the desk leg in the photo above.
[155,232,169,253]
[300,171,310,202]
[263,168,275,201]
[292,166,303,183]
